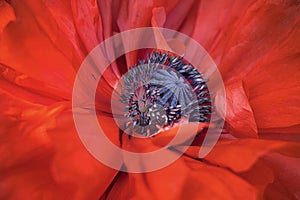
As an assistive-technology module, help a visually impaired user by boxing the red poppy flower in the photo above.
[1,0,300,199]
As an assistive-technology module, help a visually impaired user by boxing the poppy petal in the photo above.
[21,0,85,68]
[116,0,154,68]
[0,64,66,105]
[0,91,65,198]
[0,91,118,199]
[48,110,119,199]
[0,1,15,35]
[262,153,300,199]
[151,7,185,54]
[182,138,287,172]
[217,0,300,83]
[241,145,300,199]
[244,22,300,132]
[0,1,76,99]
[105,156,257,199]
[239,159,275,199]
[70,0,102,52]
[188,0,256,62]
[164,0,195,31]
[220,81,258,138]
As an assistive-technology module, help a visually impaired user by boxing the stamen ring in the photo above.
[72,27,226,173]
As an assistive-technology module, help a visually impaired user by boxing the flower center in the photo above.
[120,51,212,137]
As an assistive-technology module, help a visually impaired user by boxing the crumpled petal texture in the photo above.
[0,0,299,199]
[0,1,15,34]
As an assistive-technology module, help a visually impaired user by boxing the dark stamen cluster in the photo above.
[120,51,212,137]
[165,105,182,127]
[166,54,212,122]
